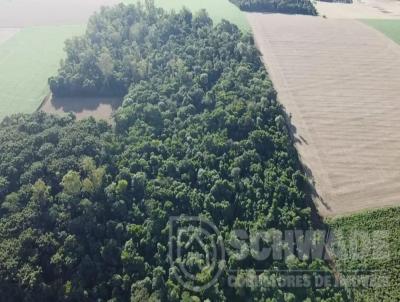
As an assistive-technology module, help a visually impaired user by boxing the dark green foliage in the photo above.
[229,0,317,15]
[0,2,346,301]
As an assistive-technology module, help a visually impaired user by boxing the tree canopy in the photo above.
[229,0,317,15]
[0,2,346,301]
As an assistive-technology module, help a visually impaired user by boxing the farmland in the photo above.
[329,207,400,301]
[0,4,349,301]
[0,0,248,120]
[1,0,400,301]
[362,19,400,45]
[0,0,120,27]
[315,0,400,19]
[247,13,400,217]
[0,28,19,45]
[0,26,84,119]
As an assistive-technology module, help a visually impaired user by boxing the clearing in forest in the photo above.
[40,94,122,122]
[247,14,400,217]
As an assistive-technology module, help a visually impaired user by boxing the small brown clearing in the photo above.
[315,0,400,19]
[247,13,400,217]
[0,0,121,27]
[40,94,122,122]
[0,28,20,45]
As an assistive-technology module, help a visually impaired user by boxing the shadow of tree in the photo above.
[281,106,332,228]
[50,96,122,114]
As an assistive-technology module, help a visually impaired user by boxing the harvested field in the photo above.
[247,13,400,217]
[315,0,400,19]
[0,28,19,45]
[40,94,122,121]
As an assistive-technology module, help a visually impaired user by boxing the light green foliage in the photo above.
[116,179,129,194]
[362,19,400,45]
[329,207,400,301]
[0,25,84,119]
[61,171,82,196]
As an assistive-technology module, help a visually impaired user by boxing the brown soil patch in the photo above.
[40,94,122,122]
[0,28,20,45]
[247,13,400,217]
[0,0,120,27]
[315,0,400,19]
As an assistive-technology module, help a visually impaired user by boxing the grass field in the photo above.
[329,207,400,301]
[362,19,400,45]
[125,0,249,30]
[0,26,84,119]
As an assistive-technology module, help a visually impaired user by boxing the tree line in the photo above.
[229,0,317,15]
[1,1,346,301]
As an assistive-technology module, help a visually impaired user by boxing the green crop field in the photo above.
[329,207,400,301]
[0,25,84,120]
[362,19,400,45]
[125,0,249,31]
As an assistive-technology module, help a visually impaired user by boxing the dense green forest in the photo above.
[0,2,347,301]
[229,0,317,15]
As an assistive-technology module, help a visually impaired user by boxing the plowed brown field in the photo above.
[247,14,400,217]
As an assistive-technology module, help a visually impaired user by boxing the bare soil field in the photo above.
[0,28,19,45]
[247,13,400,217]
[315,0,400,19]
[40,94,122,122]
[0,0,120,27]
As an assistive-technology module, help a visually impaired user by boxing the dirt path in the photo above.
[247,13,400,217]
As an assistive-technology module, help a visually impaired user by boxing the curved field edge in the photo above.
[328,206,400,301]
[0,25,84,120]
[361,19,400,45]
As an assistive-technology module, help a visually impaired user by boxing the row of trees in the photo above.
[229,0,317,15]
[1,2,345,301]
